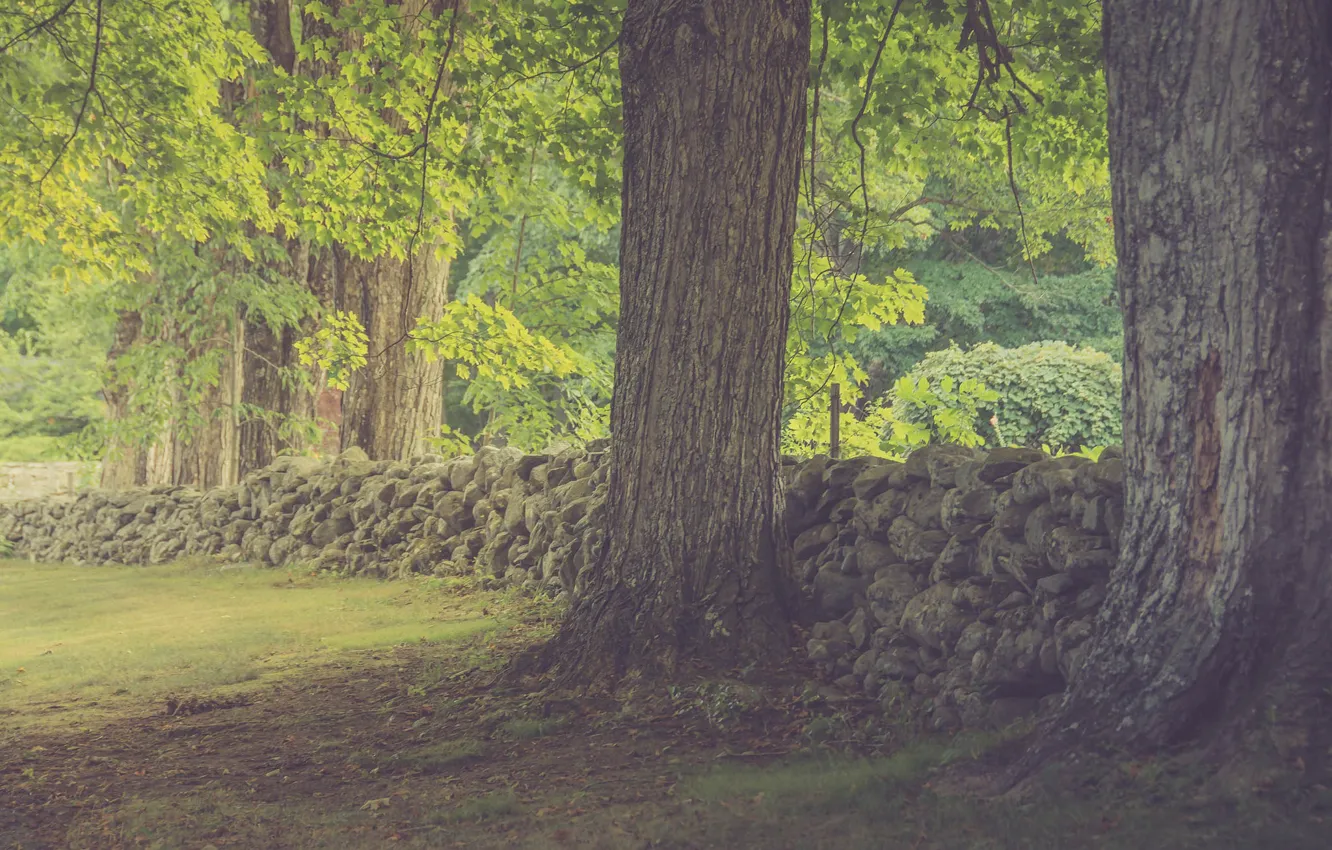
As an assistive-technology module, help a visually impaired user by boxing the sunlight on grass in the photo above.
[0,559,500,719]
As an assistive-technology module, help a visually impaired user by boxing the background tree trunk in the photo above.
[336,245,450,460]
[236,1,337,475]
[1044,0,1332,774]
[240,243,335,473]
[326,0,461,462]
[547,0,810,679]
[171,315,241,489]
[100,311,148,489]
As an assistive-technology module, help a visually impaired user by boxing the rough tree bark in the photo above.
[336,245,450,460]
[170,313,242,489]
[546,0,810,679]
[330,0,459,462]
[237,0,334,475]
[100,311,149,489]
[1036,0,1332,776]
[240,243,336,473]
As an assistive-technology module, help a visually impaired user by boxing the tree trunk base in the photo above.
[534,569,795,691]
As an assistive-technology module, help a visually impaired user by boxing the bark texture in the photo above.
[549,0,810,678]
[170,315,242,489]
[1048,0,1332,772]
[100,311,150,489]
[328,0,460,462]
[336,245,450,460]
[239,243,335,474]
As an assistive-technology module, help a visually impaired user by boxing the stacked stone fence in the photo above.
[0,442,1124,733]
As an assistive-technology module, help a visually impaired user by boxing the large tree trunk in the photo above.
[172,316,242,489]
[240,243,335,473]
[337,245,450,460]
[100,311,149,489]
[237,1,338,474]
[324,0,460,462]
[546,0,810,679]
[1041,0,1332,775]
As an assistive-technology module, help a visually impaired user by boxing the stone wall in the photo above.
[0,442,1125,732]
[786,445,1124,732]
[0,444,611,599]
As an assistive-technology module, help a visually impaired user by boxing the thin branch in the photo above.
[807,3,829,214]
[36,0,101,191]
[0,0,77,54]
[849,0,905,264]
[399,0,463,327]
[1003,115,1039,287]
[510,144,540,304]
[940,230,1023,295]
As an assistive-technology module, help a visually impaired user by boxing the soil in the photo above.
[0,622,841,850]
[3,615,1328,850]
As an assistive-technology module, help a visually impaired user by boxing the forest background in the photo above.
[1,0,1120,482]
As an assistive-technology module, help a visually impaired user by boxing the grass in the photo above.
[348,738,489,775]
[426,791,522,825]
[5,558,1329,849]
[500,716,568,740]
[0,558,500,724]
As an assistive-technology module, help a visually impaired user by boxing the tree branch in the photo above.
[0,0,78,55]
[35,0,101,191]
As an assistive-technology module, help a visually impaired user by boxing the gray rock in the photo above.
[812,566,865,620]
[851,462,904,502]
[929,534,977,582]
[853,538,896,574]
[807,637,852,663]
[812,620,853,643]
[1045,527,1109,572]
[866,564,917,627]
[978,447,1048,483]
[887,516,950,566]
[794,522,839,559]
[903,444,974,483]
[1023,503,1063,555]
[825,456,878,489]
[852,489,908,542]
[899,582,966,652]
[1036,573,1077,596]
[940,485,997,531]
[848,607,876,649]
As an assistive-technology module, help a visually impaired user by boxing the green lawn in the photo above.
[0,559,498,725]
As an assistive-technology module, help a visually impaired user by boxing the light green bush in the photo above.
[891,341,1121,452]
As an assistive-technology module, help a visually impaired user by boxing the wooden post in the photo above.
[830,383,840,459]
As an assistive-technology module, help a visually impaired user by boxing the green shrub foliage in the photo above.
[892,341,1121,452]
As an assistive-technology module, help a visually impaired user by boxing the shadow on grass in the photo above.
[674,739,1332,850]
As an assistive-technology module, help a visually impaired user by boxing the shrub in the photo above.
[890,341,1121,452]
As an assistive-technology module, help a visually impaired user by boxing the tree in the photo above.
[238,0,336,474]
[546,0,812,677]
[1028,0,1332,775]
